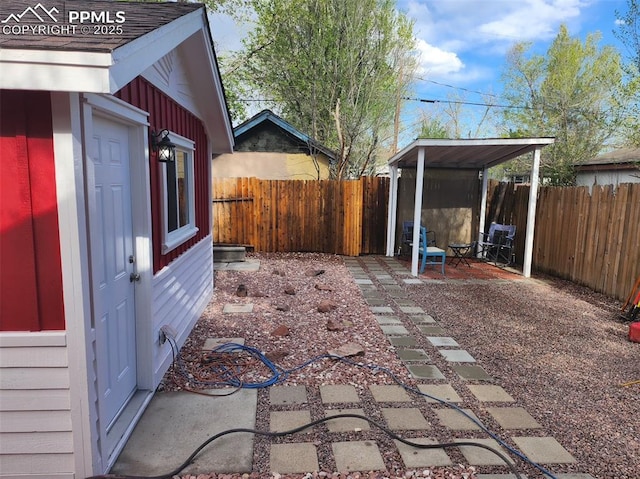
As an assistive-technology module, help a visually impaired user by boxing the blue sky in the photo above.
[210,0,630,140]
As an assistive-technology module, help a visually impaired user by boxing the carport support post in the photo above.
[386,165,399,256]
[523,146,541,277]
[478,166,489,256]
[411,147,425,276]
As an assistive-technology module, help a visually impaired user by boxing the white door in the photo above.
[89,116,137,429]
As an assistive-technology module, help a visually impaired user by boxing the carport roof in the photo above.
[388,138,555,170]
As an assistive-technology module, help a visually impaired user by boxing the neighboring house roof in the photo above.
[234,109,336,161]
[0,0,233,152]
[576,148,640,172]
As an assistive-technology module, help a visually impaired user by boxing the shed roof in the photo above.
[577,148,640,167]
[0,0,201,52]
[388,138,555,170]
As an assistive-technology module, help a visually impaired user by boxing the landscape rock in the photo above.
[317,300,338,313]
[326,318,344,331]
[271,324,290,337]
[315,283,333,291]
[275,304,290,312]
[284,286,296,295]
[306,269,325,277]
[235,284,248,297]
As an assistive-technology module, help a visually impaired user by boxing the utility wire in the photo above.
[404,96,534,109]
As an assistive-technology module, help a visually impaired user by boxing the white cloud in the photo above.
[415,39,464,76]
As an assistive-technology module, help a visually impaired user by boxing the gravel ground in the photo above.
[163,252,638,479]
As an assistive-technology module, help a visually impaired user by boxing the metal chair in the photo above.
[401,221,436,255]
[477,223,516,266]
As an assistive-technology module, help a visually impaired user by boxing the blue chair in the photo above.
[418,226,446,275]
[401,221,436,256]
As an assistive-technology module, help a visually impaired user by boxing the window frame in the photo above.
[159,131,198,254]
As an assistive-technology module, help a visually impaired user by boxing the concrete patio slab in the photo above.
[454,438,514,466]
[418,384,462,403]
[511,436,577,463]
[486,407,542,429]
[320,384,360,403]
[408,314,436,324]
[381,407,430,430]
[393,438,453,467]
[369,385,412,402]
[269,385,307,405]
[467,385,515,402]
[394,298,417,307]
[111,389,257,475]
[332,441,385,471]
[403,278,423,284]
[214,259,261,271]
[435,408,482,430]
[325,408,370,432]
[270,443,319,473]
[365,297,387,306]
[355,278,374,284]
[270,410,313,433]
[406,364,445,380]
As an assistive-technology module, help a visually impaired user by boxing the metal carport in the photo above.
[385,138,555,277]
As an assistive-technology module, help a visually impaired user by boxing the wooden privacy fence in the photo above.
[212,176,389,256]
[488,181,640,301]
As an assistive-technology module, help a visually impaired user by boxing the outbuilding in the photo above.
[0,1,233,477]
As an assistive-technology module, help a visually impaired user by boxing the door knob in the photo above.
[129,272,141,283]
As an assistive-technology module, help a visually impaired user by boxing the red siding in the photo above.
[0,90,65,331]
[115,77,210,273]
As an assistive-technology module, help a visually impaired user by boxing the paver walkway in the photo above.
[267,256,594,479]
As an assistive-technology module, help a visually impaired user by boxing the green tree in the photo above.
[615,0,640,146]
[239,0,417,178]
[501,25,637,185]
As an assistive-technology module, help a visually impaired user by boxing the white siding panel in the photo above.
[0,389,70,411]
[0,410,73,432]
[0,431,73,454]
[151,237,213,386]
[0,368,69,389]
[0,346,68,368]
[0,453,74,475]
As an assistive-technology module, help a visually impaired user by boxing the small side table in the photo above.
[449,243,473,267]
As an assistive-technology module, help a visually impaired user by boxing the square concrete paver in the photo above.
[393,298,416,306]
[325,408,370,432]
[435,408,482,430]
[222,303,254,313]
[366,298,387,306]
[476,475,528,479]
[486,407,542,429]
[400,306,425,314]
[270,410,313,433]
[403,278,423,284]
[270,443,319,473]
[397,348,430,361]
[419,325,447,335]
[374,315,402,325]
[439,349,476,362]
[202,337,245,350]
[381,324,410,336]
[369,385,412,402]
[394,438,453,467]
[370,306,394,314]
[332,441,385,471]
[406,364,445,380]
[467,385,515,402]
[455,438,514,466]
[355,278,374,284]
[511,436,577,463]
[270,385,307,405]
[427,336,459,347]
[418,384,462,403]
[320,384,360,403]
[381,408,430,430]
[408,314,436,324]
[452,364,493,381]
[389,336,418,347]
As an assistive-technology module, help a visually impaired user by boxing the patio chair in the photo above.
[477,223,516,266]
[418,226,445,275]
[401,221,436,255]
